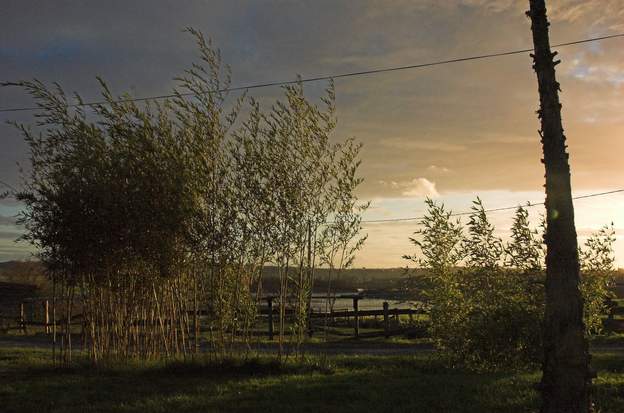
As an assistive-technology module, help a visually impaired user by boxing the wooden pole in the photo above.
[193,276,199,354]
[307,308,314,338]
[353,297,359,338]
[267,297,274,340]
[20,302,26,334]
[52,275,57,365]
[527,2,591,412]
[44,300,50,334]
[383,302,389,339]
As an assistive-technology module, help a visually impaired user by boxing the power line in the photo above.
[2,182,622,226]
[1,33,624,114]
[358,189,624,224]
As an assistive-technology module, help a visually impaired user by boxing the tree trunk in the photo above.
[527,1,592,412]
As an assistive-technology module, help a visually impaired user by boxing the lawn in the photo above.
[1,347,624,413]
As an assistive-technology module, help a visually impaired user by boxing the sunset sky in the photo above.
[1,0,623,267]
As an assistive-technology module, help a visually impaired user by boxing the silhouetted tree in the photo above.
[527,1,591,411]
[4,29,368,363]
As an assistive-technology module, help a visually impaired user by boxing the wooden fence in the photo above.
[7,294,623,340]
[261,294,424,339]
[1,293,423,340]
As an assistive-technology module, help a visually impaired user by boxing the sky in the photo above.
[1,0,623,267]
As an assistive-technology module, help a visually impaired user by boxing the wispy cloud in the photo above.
[427,165,452,174]
[379,137,466,152]
[401,178,439,197]
[379,177,440,198]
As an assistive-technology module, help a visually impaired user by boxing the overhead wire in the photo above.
[1,31,623,226]
[356,189,624,224]
[1,33,623,114]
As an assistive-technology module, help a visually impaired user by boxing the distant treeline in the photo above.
[258,266,415,294]
[3,260,623,297]
[0,260,411,294]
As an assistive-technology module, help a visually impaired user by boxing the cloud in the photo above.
[400,178,440,197]
[378,177,440,197]
[427,165,452,174]
[568,60,624,86]
[549,0,624,25]
[472,135,535,145]
[1,0,624,264]
[379,137,466,152]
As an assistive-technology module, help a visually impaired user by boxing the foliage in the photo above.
[505,206,544,272]
[405,199,616,371]
[403,198,466,364]
[454,202,544,370]
[4,29,368,362]
[580,224,617,335]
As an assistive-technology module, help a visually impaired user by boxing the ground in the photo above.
[1,345,624,413]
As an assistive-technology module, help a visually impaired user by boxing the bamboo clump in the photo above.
[9,29,368,365]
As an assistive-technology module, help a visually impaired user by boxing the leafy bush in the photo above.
[5,29,368,362]
[579,224,616,335]
[405,198,615,371]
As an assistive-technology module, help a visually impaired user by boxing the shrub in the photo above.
[406,199,616,371]
[579,224,617,335]
[405,200,542,370]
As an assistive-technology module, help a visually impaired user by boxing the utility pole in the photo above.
[526,1,592,412]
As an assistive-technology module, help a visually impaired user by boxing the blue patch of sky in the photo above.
[1,39,85,62]
[570,63,590,79]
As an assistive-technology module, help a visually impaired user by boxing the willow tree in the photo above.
[319,138,369,318]
[5,28,369,362]
[4,29,242,362]
[6,78,199,363]
[256,82,351,355]
[527,1,591,411]
[169,29,251,356]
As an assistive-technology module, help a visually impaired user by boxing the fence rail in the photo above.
[5,295,623,340]
[1,294,424,339]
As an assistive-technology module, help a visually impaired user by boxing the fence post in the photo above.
[353,297,359,338]
[44,300,50,334]
[267,297,274,340]
[307,308,314,338]
[607,297,615,322]
[383,302,389,339]
[20,302,26,334]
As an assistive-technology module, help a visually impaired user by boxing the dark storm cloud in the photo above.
[2,0,623,193]
[1,1,623,263]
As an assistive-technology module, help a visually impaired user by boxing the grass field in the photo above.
[1,347,624,413]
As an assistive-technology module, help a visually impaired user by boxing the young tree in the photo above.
[580,224,616,335]
[319,138,369,317]
[407,200,546,370]
[6,29,369,363]
[403,198,464,277]
[458,200,542,370]
[506,206,544,272]
[404,198,464,357]
[463,198,504,269]
[527,1,592,411]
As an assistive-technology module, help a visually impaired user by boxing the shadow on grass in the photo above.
[1,350,623,413]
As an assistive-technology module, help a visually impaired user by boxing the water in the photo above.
[308,297,418,312]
